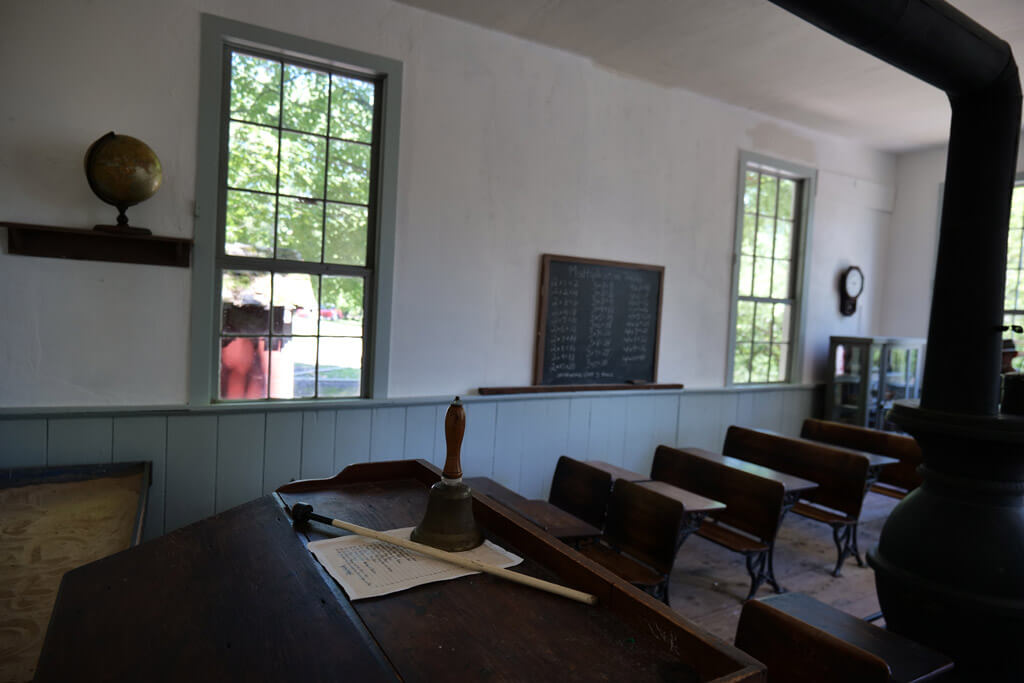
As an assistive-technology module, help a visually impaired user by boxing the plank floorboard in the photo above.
[669,491,899,641]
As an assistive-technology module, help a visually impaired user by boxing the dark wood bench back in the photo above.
[651,445,784,543]
[735,598,892,683]
[801,418,923,492]
[548,455,613,530]
[723,426,870,519]
[604,479,684,575]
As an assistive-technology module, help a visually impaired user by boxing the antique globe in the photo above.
[84,132,162,233]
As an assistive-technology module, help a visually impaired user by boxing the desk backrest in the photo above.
[723,426,870,519]
[801,418,922,492]
[548,455,613,529]
[604,479,684,575]
[651,445,784,543]
[735,598,892,683]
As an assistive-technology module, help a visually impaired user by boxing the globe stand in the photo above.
[93,208,152,236]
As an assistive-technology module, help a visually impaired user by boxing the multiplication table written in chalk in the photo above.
[308,527,522,600]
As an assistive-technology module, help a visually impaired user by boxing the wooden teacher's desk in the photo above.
[35,460,764,682]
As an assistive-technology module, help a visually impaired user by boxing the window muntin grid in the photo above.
[1003,182,1024,372]
[733,166,802,384]
[216,48,379,400]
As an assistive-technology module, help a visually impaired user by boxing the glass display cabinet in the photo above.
[825,336,926,431]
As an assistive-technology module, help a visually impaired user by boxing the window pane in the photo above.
[758,175,778,216]
[280,131,326,199]
[269,337,317,399]
[318,337,362,397]
[1011,186,1024,228]
[325,204,368,265]
[753,257,773,297]
[230,53,280,126]
[320,276,365,335]
[1006,270,1019,310]
[771,259,791,299]
[773,303,791,343]
[774,220,793,260]
[220,336,269,399]
[328,140,371,204]
[733,342,751,384]
[741,214,756,256]
[282,64,329,135]
[770,343,788,382]
[754,302,773,342]
[272,273,319,335]
[738,256,754,297]
[755,217,774,257]
[331,75,374,143]
[778,179,796,220]
[736,300,755,342]
[1008,229,1023,276]
[227,122,278,193]
[221,270,270,334]
[225,190,275,257]
[751,343,771,383]
[277,197,323,261]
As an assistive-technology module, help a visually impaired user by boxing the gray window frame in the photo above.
[189,15,401,405]
[1001,172,1024,370]
[725,151,816,386]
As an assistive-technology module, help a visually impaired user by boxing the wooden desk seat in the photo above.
[577,479,685,604]
[723,426,881,576]
[735,593,954,683]
[652,445,785,600]
[548,455,613,530]
[801,418,923,499]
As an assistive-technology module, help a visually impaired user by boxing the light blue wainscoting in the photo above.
[0,386,818,540]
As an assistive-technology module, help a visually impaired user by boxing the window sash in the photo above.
[190,15,402,405]
[727,152,815,386]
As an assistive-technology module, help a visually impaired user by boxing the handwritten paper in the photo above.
[308,527,522,600]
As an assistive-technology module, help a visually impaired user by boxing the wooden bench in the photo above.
[723,426,893,576]
[548,455,613,530]
[577,478,686,604]
[801,418,923,499]
[651,445,785,600]
[735,593,954,683]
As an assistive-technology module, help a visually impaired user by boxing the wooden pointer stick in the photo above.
[291,502,598,605]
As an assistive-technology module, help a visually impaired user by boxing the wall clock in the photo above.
[840,265,864,316]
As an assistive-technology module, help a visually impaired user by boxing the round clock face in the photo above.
[844,266,864,298]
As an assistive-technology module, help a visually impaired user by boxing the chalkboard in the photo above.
[534,254,664,386]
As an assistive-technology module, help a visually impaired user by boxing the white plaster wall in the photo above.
[0,0,895,407]
[878,143,1024,340]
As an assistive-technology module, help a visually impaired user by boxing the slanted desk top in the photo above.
[36,460,764,682]
[465,476,603,542]
[675,447,819,496]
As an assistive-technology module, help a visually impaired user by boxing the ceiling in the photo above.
[396,0,1024,152]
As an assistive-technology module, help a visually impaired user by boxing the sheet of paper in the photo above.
[308,527,522,600]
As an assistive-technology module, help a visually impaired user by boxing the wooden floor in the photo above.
[668,490,899,642]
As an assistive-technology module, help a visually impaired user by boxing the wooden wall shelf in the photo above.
[478,383,683,395]
[3,222,192,268]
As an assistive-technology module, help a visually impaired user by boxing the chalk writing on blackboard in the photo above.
[534,255,664,385]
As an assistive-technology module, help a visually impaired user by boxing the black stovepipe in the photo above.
[763,2,1023,680]
[766,0,1021,416]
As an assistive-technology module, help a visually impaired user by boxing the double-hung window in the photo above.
[190,16,401,403]
[728,152,815,385]
[1002,175,1024,370]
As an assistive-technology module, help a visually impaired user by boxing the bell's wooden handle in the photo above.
[442,397,465,479]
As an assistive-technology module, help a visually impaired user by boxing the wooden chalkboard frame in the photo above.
[533,254,665,386]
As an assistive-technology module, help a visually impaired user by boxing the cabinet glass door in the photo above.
[832,342,866,425]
